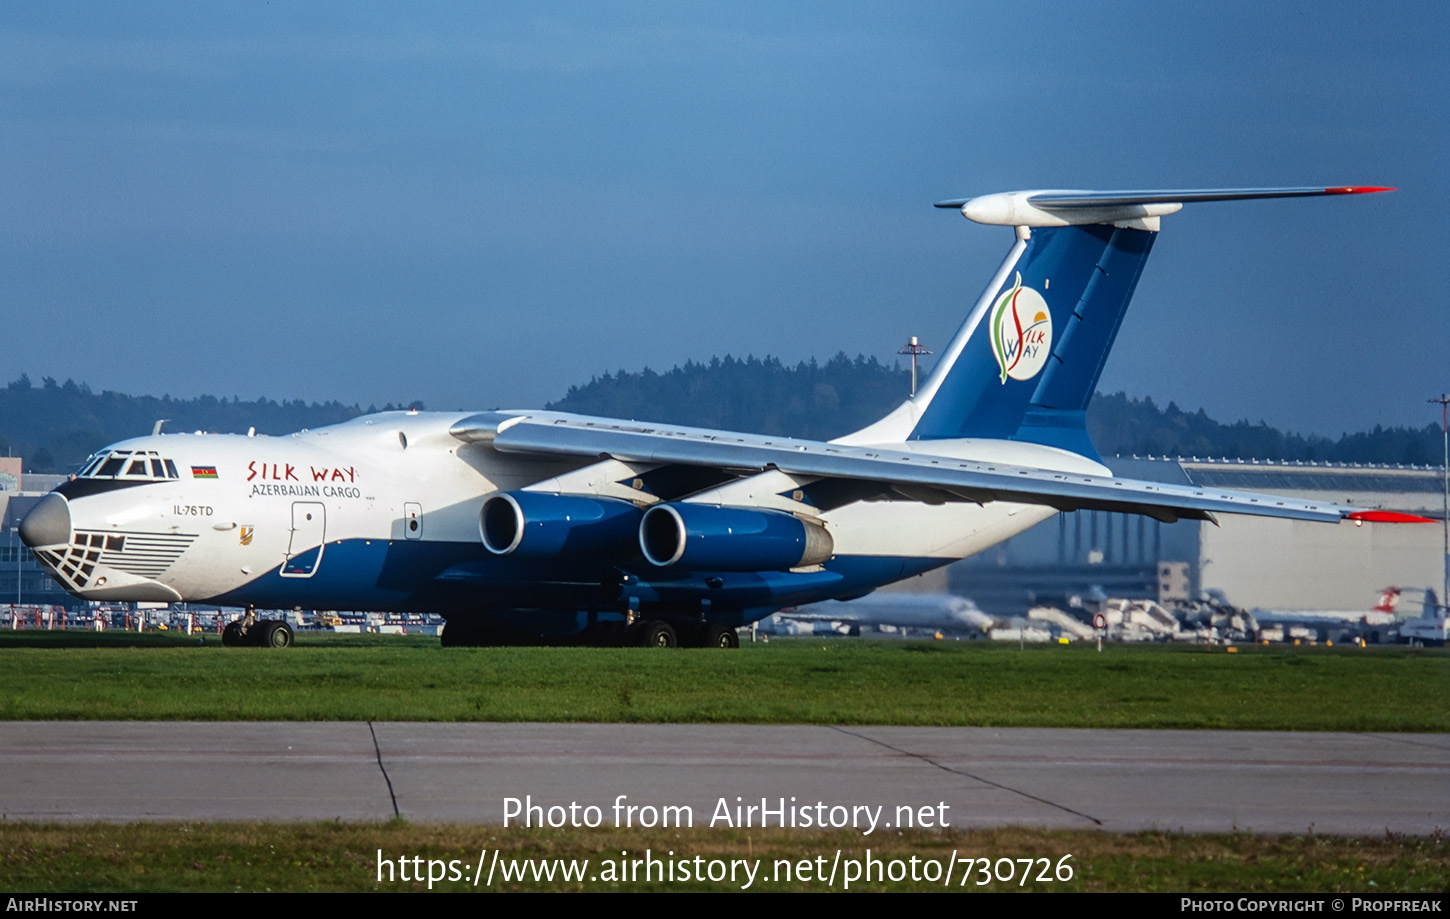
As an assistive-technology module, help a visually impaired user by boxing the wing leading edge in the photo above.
[451,413,1429,526]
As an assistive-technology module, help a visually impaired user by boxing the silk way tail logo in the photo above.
[990,273,1053,383]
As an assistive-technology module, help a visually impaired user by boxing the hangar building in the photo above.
[949,457,1444,617]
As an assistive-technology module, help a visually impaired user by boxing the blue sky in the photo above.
[2,2,1445,436]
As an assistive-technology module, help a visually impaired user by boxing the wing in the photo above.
[450,411,1426,526]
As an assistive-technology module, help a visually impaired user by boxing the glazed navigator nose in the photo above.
[18,493,71,548]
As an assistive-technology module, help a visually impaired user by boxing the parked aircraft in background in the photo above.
[1254,585,1404,631]
[20,184,1421,647]
[773,593,991,636]
[1396,588,1449,645]
[1257,586,1449,644]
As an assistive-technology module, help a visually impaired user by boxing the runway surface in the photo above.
[2,723,1445,835]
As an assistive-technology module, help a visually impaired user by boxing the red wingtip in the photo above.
[1325,186,1396,195]
[1347,510,1434,523]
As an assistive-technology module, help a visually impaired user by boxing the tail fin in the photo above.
[1373,587,1401,614]
[911,221,1154,457]
[841,186,1392,459]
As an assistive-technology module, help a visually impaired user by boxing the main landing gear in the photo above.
[622,615,742,648]
[624,619,742,648]
[633,620,677,648]
[699,623,741,649]
[221,607,294,648]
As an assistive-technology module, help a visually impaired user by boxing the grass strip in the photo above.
[1,821,1443,893]
[0,631,1444,730]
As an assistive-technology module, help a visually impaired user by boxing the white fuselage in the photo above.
[30,410,1103,621]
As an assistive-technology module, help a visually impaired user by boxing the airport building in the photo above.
[1,469,81,610]
[951,457,1445,617]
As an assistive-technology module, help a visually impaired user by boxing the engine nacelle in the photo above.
[480,492,643,559]
[639,504,834,570]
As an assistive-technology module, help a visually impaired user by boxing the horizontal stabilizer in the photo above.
[934,186,1393,227]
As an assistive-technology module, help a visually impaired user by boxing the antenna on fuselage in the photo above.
[152,419,170,436]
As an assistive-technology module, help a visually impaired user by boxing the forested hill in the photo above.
[1086,394,1441,465]
[0,375,412,473]
[548,354,911,440]
[548,353,1445,466]
[0,360,1442,474]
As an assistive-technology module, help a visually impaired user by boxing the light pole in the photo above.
[898,336,932,397]
[12,517,20,606]
[1430,395,1450,614]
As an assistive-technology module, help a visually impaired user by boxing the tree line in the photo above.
[0,362,1443,474]
[0,375,416,473]
[550,354,1446,465]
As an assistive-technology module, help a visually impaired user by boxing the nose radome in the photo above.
[19,493,71,548]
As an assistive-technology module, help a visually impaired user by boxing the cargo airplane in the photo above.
[19,185,1421,648]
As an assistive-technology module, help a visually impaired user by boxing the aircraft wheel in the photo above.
[260,620,294,648]
[702,624,739,649]
[636,621,677,648]
[221,621,245,647]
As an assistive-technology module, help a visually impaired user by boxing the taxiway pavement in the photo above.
[2,723,1445,834]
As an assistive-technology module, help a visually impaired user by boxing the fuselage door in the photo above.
[404,502,422,540]
[281,502,326,578]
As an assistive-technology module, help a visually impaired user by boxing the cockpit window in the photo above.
[81,450,182,481]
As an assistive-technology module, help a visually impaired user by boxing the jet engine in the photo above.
[480,492,643,559]
[639,504,833,570]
